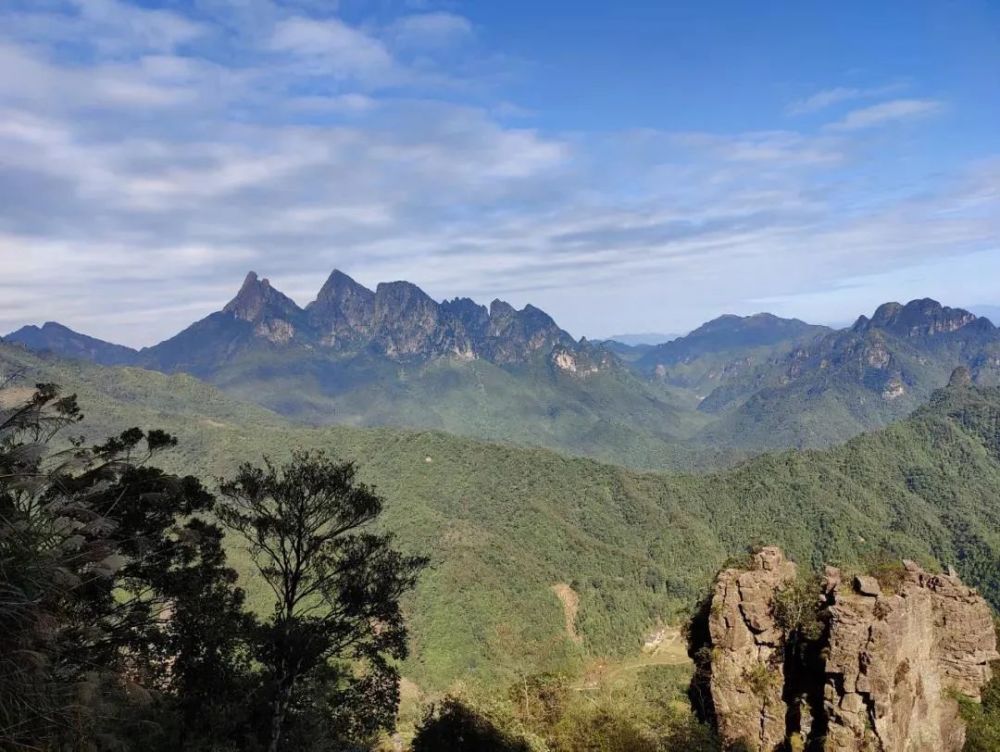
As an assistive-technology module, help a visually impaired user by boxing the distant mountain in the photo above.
[12,283,1000,465]
[120,270,716,469]
[605,332,679,346]
[633,313,830,395]
[4,321,138,366]
[141,270,585,371]
[699,299,1000,449]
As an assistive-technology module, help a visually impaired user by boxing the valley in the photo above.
[5,274,1000,749]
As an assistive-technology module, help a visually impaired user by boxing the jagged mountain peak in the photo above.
[311,269,374,304]
[374,279,435,304]
[852,298,988,338]
[223,271,303,323]
[489,299,516,317]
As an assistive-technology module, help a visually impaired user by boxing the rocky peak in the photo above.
[307,270,375,344]
[701,547,798,751]
[488,299,516,321]
[854,299,983,338]
[312,270,374,310]
[222,272,304,344]
[441,297,490,342]
[485,300,573,362]
[157,268,602,365]
[223,272,302,323]
[371,281,448,357]
[696,548,998,752]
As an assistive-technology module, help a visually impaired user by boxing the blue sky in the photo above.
[0,0,998,346]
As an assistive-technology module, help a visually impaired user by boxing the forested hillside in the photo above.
[3,343,998,700]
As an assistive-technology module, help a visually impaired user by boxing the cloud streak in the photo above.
[826,98,945,131]
[785,83,903,115]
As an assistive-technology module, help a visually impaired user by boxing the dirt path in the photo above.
[550,582,582,644]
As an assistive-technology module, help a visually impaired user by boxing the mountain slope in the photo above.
[3,342,999,695]
[699,299,1000,449]
[4,321,139,366]
[130,270,714,469]
[634,313,830,397]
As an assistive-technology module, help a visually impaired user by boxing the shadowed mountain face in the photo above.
[140,270,585,371]
[4,321,139,366]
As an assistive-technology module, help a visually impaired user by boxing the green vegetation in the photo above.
[411,664,721,752]
[3,341,999,709]
[960,659,1000,751]
[0,385,421,751]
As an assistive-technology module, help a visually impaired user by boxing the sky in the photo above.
[0,0,998,347]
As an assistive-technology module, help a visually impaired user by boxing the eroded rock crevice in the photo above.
[693,547,998,752]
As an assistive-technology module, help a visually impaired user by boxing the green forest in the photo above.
[2,343,1000,750]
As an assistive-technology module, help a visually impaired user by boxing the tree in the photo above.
[218,451,427,752]
[411,697,534,752]
[0,383,256,750]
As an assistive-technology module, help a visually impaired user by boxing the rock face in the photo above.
[223,272,306,344]
[821,561,998,752]
[706,547,797,751]
[853,299,987,339]
[142,269,610,371]
[699,549,998,752]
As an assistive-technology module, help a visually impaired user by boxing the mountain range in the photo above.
[7,270,1000,466]
[2,336,998,699]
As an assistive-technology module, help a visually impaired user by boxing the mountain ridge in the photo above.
[9,281,1000,466]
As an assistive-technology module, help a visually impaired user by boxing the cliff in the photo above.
[694,547,998,751]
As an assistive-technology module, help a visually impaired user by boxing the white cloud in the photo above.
[269,16,394,80]
[0,2,992,345]
[827,98,944,131]
[785,83,902,115]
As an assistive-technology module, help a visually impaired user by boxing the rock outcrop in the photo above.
[706,546,797,751]
[698,548,998,752]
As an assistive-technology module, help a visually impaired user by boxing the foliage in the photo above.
[0,382,256,750]
[0,379,421,752]
[411,667,722,752]
[772,575,825,642]
[4,342,1000,703]
[218,452,427,752]
[412,696,536,752]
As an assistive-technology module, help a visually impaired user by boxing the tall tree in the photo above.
[0,383,256,750]
[219,451,427,752]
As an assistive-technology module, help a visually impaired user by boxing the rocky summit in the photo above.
[696,547,998,752]
[150,269,596,370]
